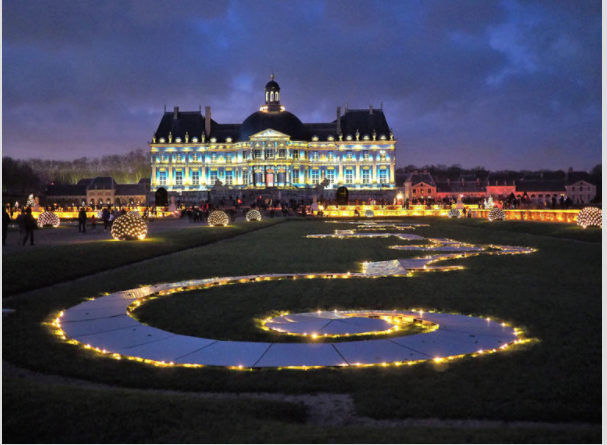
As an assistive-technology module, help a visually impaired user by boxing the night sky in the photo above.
[2,0,602,171]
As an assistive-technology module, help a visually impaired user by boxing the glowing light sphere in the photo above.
[127,211,142,219]
[576,207,602,229]
[37,211,60,228]
[246,209,262,222]
[448,209,461,218]
[488,208,506,221]
[111,214,148,240]
[365,210,374,218]
[208,210,229,227]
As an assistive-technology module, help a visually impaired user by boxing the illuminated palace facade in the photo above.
[149,76,396,193]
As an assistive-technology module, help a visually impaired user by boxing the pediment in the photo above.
[249,129,291,140]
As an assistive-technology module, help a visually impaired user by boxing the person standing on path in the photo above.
[3,206,11,246]
[22,207,35,246]
[78,207,87,233]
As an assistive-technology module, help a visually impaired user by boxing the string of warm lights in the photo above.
[488,208,506,221]
[110,213,148,240]
[208,210,229,226]
[448,209,461,218]
[51,229,537,370]
[245,209,262,222]
[36,211,61,228]
[576,207,602,229]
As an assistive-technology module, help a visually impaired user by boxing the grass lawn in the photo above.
[2,218,283,296]
[3,217,601,442]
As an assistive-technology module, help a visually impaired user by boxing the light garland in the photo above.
[448,209,461,218]
[110,214,148,240]
[208,210,229,227]
[576,207,602,229]
[37,211,60,228]
[488,208,506,221]
[245,209,262,222]
[51,230,537,370]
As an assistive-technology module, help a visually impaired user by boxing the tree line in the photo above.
[2,149,151,196]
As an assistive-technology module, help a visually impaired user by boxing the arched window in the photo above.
[270,91,274,102]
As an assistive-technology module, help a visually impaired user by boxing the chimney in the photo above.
[173,106,179,120]
[336,107,341,135]
[205,106,211,138]
[369,105,373,115]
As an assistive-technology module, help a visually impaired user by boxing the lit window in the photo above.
[327,151,334,160]
[362,151,369,161]
[211,154,217,163]
[192,154,201,163]
[266,149,274,158]
[293,170,300,183]
[362,169,370,183]
[159,171,167,185]
[379,169,388,183]
[254,150,262,159]
[210,170,218,183]
[226,153,233,163]
[225,171,233,186]
[326,170,335,184]
[192,171,200,185]
[345,169,353,184]
[243,172,249,185]
[311,170,320,185]
[278,149,286,158]
[312,151,319,161]
[346,151,353,160]
[175,171,183,186]
[293,150,299,160]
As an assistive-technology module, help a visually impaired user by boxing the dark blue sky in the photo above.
[2,0,602,171]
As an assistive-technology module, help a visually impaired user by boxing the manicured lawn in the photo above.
[2,217,601,442]
[4,378,600,444]
[2,218,283,296]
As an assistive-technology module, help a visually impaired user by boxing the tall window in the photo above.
[242,172,249,185]
[292,170,300,183]
[175,171,183,186]
[326,170,335,184]
[192,170,200,186]
[266,149,274,159]
[254,172,263,184]
[362,150,369,161]
[210,170,218,183]
[312,151,319,161]
[346,150,353,161]
[225,171,233,186]
[379,169,388,183]
[226,153,233,163]
[176,154,183,163]
[211,154,217,163]
[161,154,168,162]
[311,170,320,185]
[345,169,353,184]
[254,150,262,159]
[192,154,201,163]
[362,169,370,183]
[159,171,167,185]
[278,149,286,158]
[293,150,299,160]
[327,151,334,161]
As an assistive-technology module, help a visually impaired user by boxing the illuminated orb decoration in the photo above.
[365,210,374,218]
[448,209,461,218]
[246,209,262,222]
[127,211,142,219]
[208,210,229,227]
[576,207,602,229]
[37,211,60,228]
[488,208,506,221]
[111,214,148,240]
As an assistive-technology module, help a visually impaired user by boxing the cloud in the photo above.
[2,0,601,171]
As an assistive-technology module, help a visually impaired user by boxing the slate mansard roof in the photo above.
[153,108,391,143]
[152,78,392,144]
